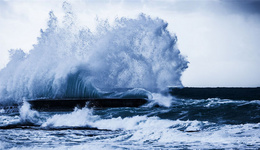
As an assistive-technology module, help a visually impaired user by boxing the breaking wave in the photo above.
[0,2,188,104]
[0,98,259,149]
[0,102,258,149]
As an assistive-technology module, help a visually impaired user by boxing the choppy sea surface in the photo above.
[0,2,259,149]
[0,95,259,150]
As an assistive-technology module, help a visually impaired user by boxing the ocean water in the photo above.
[0,97,259,149]
[0,2,259,149]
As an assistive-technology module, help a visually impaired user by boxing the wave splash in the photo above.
[9,103,258,149]
[0,101,259,149]
[0,2,188,104]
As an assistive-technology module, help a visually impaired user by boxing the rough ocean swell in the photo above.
[0,2,259,150]
[0,2,187,105]
[0,99,259,149]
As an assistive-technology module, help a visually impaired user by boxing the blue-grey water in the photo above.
[0,2,259,149]
[0,96,259,149]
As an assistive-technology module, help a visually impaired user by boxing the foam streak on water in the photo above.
[0,2,259,150]
[0,100,259,149]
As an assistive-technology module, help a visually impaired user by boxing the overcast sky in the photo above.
[0,0,260,87]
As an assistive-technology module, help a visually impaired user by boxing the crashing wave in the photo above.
[0,2,188,104]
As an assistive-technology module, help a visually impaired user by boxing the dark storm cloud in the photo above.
[222,0,260,14]
[143,0,260,16]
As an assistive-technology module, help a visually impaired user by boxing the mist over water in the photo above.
[0,2,188,104]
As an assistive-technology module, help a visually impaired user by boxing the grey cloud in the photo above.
[139,0,260,16]
[222,0,260,15]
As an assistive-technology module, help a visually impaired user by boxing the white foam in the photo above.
[0,109,4,113]
[149,93,173,107]
[0,115,20,126]
[0,3,188,104]
[38,106,260,149]
[41,107,99,127]
[19,101,41,125]
[2,105,259,149]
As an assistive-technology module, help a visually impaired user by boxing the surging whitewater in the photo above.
[0,3,259,149]
[0,2,188,104]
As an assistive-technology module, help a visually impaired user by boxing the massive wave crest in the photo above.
[0,2,188,104]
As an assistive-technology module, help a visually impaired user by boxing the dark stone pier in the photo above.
[27,98,148,111]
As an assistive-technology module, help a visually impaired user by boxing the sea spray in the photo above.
[0,98,259,149]
[36,107,260,149]
[41,107,99,128]
[0,2,188,104]
[150,93,173,107]
[19,101,41,125]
